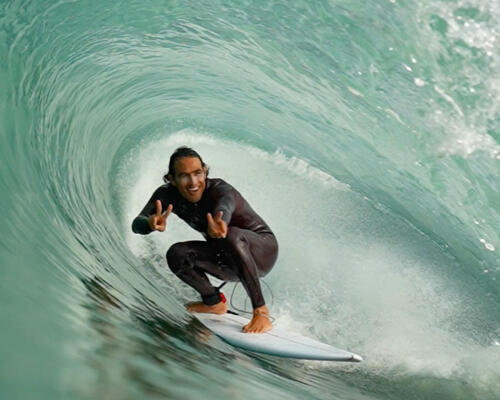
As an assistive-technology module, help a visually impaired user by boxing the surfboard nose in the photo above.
[352,354,363,362]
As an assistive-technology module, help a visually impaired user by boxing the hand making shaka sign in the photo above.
[148,200,173,232]
[206,211,227,239]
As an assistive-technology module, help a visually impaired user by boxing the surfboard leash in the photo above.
[216,280,275,322]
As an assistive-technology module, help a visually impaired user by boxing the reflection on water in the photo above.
[80,276,239,398]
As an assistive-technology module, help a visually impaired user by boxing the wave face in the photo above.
[1,0,499,399]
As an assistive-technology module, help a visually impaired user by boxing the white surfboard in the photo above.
[192,311,362,362]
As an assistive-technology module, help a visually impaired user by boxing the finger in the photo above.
[206,212,215,227]
[215,211,223,221]
[162,203,173,218]
[220,222,227,238]
[155,200,162,216]
[154,221,165,230]
[152,217,159,228]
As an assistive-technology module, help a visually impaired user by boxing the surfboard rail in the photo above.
[192,311,363,362]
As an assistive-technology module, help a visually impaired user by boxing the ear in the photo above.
[203,166,207,176]
[167,174,177,187]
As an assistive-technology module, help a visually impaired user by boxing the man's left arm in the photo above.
[205,182,237,239]
[212,182,237,226]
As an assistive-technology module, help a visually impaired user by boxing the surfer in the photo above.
[132,146,278,333]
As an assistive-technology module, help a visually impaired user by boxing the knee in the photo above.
[225,227,249,253]
[166,242,193,275]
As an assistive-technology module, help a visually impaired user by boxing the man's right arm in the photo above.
[131,186,168,235]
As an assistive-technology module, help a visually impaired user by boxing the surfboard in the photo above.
[192,311,362,362]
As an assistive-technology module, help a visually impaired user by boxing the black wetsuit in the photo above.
[132,178,278,308]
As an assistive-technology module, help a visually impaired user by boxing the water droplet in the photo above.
[480,239,495,251]
[348,87,363,97]
[414,78,425,87]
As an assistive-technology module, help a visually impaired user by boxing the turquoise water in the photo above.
[1,0,499,399]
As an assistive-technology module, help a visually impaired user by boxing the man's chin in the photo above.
[185,194,201,202]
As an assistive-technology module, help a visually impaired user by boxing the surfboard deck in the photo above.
[192,311,362,362]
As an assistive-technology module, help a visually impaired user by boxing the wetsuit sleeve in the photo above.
[131,186,169,235]
[212,182,237,226]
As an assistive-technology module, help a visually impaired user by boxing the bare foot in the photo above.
[186,301,227,315]
[243,305,272,333]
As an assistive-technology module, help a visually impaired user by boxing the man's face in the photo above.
[171,156,207,203]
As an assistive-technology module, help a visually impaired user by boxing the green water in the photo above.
[1,0,499,399]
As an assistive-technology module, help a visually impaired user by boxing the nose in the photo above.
[188,174,196,185]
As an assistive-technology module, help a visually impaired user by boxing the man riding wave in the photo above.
[132,146,278,333]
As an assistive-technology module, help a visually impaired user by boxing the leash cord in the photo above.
[223,280,275,323]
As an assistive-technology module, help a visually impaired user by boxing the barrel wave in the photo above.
[1,1,499,399]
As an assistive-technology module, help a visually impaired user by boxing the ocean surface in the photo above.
[1,0,499,399]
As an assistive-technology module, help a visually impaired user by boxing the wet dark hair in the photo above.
[163,146,209,183]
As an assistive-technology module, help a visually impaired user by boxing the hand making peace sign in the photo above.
[148,200,173,232]
[206,211,227,239]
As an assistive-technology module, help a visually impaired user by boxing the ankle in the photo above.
[253,305,269,317]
